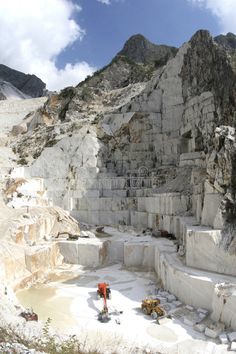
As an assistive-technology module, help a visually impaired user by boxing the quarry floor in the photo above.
[17,262,229,354]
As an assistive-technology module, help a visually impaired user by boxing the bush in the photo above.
[17,157,28,165]
[0,318,101,354]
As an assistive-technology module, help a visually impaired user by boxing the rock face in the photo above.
[3,29,236,330]
[215,32,236,51]
[11,30,236,226]
[117,34,177,66]
[0,64,46,98]
[77,35,177,94]
[0,97,47,135]
[11,30,236,254]
[0,80,30,100]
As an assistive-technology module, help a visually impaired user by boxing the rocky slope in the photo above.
[2,29,236,345]
[0,64,46,98]
[9,30,236,249]
[0,79,30,100]
[215,32,236,51]
[117,33,177,65]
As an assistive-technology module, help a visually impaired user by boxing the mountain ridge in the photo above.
[0,64,46,98]
[117,33,178,65]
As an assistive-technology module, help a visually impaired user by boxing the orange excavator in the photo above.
[97,283,111,322]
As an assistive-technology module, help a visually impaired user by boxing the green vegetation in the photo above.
[33,151,42,159]
[17,157,28,165]
[80,86,93,101]
[0,318,101,354]
[77,54,156,91]
[58,87,76,100]
[45,138,58,147]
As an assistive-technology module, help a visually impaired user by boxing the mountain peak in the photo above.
[0,64,46,98]
[215,32,236,51]
[117,33,177,65]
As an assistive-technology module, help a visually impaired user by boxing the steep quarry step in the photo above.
[154,238,236,329]
[71,209,131,226]
[0,242,62,290]
[6,177,49,208]
[0,97,47,133]
[5,168,50,208]
[71,191,191,230]
[58,229,236,330]
[179,152,206,167]
[155,214,236,277]
[185,225,236,276]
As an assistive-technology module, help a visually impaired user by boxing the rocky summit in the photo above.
[2,30,236,353]
[0,64,46,98]
[117,33,178,65]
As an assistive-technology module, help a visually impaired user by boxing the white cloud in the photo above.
[96,0,124,5]
[97,0,111,4]
[0,0,96,91]
[189,0,236,33]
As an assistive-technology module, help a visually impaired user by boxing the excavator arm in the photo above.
[97,283,110,322]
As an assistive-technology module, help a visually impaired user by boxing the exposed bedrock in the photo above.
[3,30,236,334]
[0,64,46,98]
[10,31,236,276]
[58,230,236,330]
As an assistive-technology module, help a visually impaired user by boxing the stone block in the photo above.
[86,190,100,198]
[156,296,167,304]
[198,312,207,320]
[124,243,154,268]
[228,332,236,342]
[162,154,179,165]
[172,300,182,308]
[99,211,114,225]
[130,211,148,228]
[85,198,100,211]
[102,189,127,198]
[71,210,88,223]
[197,308,209,315]
[158,290,169,297]
[186,227,236,276]
[195,323,206,333]
[111,178,126,190]
[106,239,124,263]
[115,211,130,225]
[137,197,146,212]
[183,316,197,326]
[148,213,158,229]
[99,198,112,211]
[25,244,62,273]
[58,240,102,267]
[87,211,100,225]
[185,305,194,311]
[98,178,112,190]
[219,333,229,345]
[205,326,223,339]
[145,197,156,214]
[201,181,223,227]
[162,107,183,132]
[231,342,236,351]
[167,294,176,302]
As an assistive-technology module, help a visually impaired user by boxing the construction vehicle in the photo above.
[97,283,111,322]
[97,282,111,300]
[141,298,165,319]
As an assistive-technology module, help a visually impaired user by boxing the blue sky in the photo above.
[0,0,235,90]
[57,0,220,69]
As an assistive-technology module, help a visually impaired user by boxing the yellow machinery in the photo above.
[141,299,165,319]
